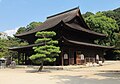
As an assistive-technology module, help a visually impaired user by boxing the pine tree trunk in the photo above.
[38,62,43,72]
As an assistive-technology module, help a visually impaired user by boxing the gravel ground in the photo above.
[0,61,120,84]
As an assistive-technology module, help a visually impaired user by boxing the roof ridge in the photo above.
[47,7,79,19]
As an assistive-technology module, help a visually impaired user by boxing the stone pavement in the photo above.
[16,61,120,71]
[72,61,120,72]
[0,61,120,84]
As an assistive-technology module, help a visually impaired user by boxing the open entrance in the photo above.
[74,51,82,65]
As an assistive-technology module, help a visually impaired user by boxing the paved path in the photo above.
[0,61,120,84]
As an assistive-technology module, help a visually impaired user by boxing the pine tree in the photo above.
[29,31,61,71]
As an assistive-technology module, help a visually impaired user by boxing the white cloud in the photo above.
[4,28,19,37]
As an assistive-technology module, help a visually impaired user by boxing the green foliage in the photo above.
[29,31,61,64]
[83,8,120,56]
[0,37,28,58]
[115,33,120,48]
[36,31,56,37]
[102,8,120,30]
[26,22,42,31]
[85,12,119,46]
[102,8,120,51]
[82,12,94,18]
[16,22,42,34]
[114,50,120,54]
[0,38,16,58]
[113,33,120,54]
[16,27,26,34]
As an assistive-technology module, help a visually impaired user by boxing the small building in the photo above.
[9,7,113,65]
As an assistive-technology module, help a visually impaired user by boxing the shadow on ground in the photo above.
[50,72,120,84]
[26,69,51,73]
[95,72,120,80]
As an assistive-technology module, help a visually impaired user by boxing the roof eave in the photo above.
[62,36,114,49]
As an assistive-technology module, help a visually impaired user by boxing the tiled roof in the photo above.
[15,7,106,38]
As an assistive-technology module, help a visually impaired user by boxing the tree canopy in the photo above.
[82,12,94,18]
[82,7,120,59]
[16,22,42,34]
[102,8,120,30]
[26,22,42,31]
[85,12,119,46]
[0,37,28,58]
[16,27,26,34]
[29,31,61,71]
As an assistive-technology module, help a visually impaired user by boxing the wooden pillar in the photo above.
[61,49,64,66]
[89,57,90,63]
[18,52,20,65]
[68,48,70,65]
[84,58,86,64]
[21,53,25,65]
[69,48,74,65]
[25,53,27,65]
[93,58,95,63]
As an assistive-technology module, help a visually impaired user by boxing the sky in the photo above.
[0,0,120,36]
